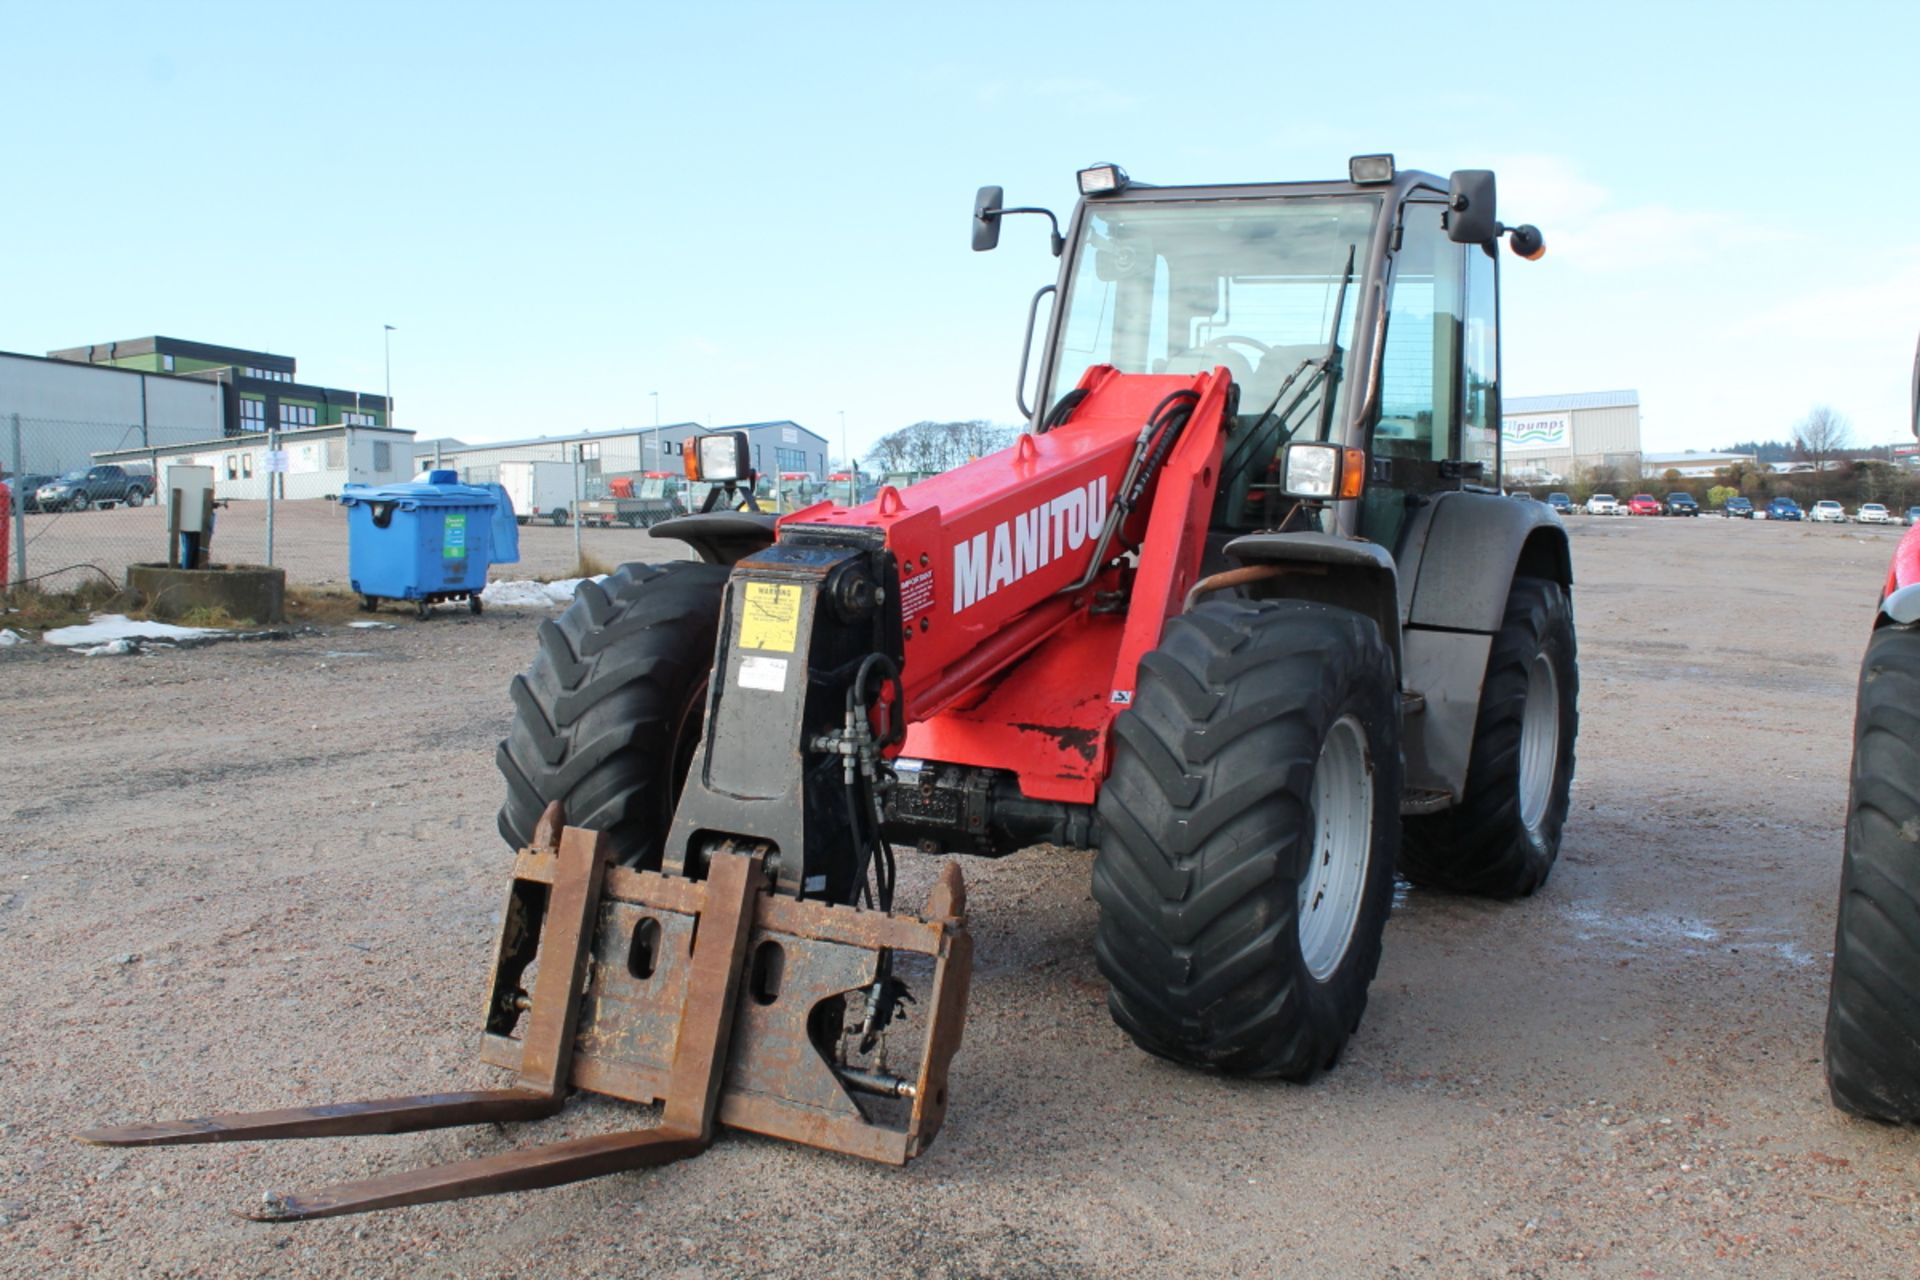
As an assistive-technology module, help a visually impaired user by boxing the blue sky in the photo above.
[5,0,1918,457]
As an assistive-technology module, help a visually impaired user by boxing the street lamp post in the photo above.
[651,391,661,473]
[839,409,851,504]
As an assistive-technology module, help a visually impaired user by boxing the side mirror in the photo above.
[1446,169,1500,245]
[1508,224,1546,260]
[972,185,1004,252]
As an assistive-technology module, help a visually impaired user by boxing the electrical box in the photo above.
[167,465,216,537]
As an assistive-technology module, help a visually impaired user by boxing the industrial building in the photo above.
[1,350,225,476]
[91,422,416,501]
[1500,390,1642,486]
[1641,451,1757,479]
[48,336,391,442]
[434,420,829,485]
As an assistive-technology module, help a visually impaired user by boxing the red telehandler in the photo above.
[83,158,1578,1217]
[1824,332,1920,1121]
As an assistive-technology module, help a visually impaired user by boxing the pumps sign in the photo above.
[1502,413,1570,453]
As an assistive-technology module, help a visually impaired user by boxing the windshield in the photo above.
[1048,197,1378,432]
[57,470,87,482]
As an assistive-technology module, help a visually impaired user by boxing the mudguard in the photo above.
[1403,491,1570,633]
[649,512,777,565]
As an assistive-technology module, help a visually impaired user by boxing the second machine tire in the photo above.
[1092,598,1402,1079]
[496,560,730,867]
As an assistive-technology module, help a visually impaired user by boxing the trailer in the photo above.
[576,473,687,528]
[498,459,578,526]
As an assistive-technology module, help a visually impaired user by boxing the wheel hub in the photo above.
[1518,653,1560,835]
[1298,714,1373,982]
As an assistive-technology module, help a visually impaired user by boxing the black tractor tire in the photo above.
[496,561,730,867]
[1400,577,1578,898]
[1092,599,1402,1079]
[1824,625,1920,1121]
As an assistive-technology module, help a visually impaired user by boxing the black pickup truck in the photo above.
[34,465,154,512]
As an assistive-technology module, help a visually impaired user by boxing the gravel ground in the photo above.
[2,514,1917,1278]
[11,498,694,591]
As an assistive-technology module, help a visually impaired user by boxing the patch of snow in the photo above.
[76,638,139,657]
[481,576,602,608]
[0,629,22,647]
[42,614,217,648]
[347,621,397,630]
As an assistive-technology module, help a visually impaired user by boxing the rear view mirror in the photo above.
[972,185,1004,252]
[1446,170,1499,244]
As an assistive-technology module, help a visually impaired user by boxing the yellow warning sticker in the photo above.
[739,582,803,653]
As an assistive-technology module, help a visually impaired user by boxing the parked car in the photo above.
[1811,500,1849,524]
[1547,491,1574,514]
[1664,492,1700,517]
[34,465,154,512]
[1627,494,1663,516]
[1855,503,1894,525]
[1907,505,1920,526]
[6,472,56,513]
[1586,493,1620,516]
[1721,495,1755,518]
[1767,497,1805,522]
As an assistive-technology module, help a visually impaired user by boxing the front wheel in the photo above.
[68,494,91,512]
[1825,626,1920,1121]
[1401,577,1579,897]
[1092,599,1402,1079]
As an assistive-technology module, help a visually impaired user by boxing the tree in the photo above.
[1707,484,1738,509]
[864,419,1018,476]
[1793,405,1852,497]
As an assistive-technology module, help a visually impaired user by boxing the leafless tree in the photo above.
[1794,405,1852,495]
[864,420,1018,476]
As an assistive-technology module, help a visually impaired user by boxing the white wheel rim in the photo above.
[1518,653,1560,834]
[1298,714,1373,982]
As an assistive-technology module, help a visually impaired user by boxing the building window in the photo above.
[244,367,292,383]
[325,438,345,469]
[239,398,266,432]
[278,403,317,430]
[241,453,254,479]
[341,411,375,426]
[775,447,809,474]
[225,454,239,480]
[162,355,175,372]
[372,442,391,471]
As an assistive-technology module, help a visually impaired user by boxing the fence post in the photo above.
[9,413,23,587]
[265,427,277,567]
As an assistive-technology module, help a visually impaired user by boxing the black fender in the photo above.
[1403,491,1570,632]
[1222,531,1401,673]
[649,512,777,565]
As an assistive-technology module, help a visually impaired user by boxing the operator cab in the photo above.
[984,157,1543,554]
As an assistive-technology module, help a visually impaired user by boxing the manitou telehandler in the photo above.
[85,157,1579,1218]
[1824,331,1920,1122]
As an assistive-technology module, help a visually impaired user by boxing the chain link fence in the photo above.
[0,414,694,602]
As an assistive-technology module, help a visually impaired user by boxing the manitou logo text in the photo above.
[952,476,1109,613]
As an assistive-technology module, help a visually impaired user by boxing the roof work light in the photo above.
[684,431,752,483]
[1348,154,1395,185]
[1077,163,1129,196]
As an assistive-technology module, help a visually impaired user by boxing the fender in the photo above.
[1222,531,1400,671]
[1403,491,1570,633]
[649,512,777,565]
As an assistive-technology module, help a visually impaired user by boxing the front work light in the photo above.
[685,431,752,483]
[1348,154,1395,185]
[1280,442,1367,500]
[1077,163,1129,196]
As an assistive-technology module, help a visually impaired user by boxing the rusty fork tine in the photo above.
[77,1089,561,1148]
[244,1125,707,1221]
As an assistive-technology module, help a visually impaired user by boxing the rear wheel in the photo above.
[497,561,730,866]
[1092,599,1401,1079]
[1825,626,1920,1121]
[125,488,146,508]
[550,508,568,526]
[1401,577,1578,898]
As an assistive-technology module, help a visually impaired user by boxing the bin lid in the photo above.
[340,477,500,510]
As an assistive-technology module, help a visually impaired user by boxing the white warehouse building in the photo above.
[1500,390,1643,486]
[1,350,224,477]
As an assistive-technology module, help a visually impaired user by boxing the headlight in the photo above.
[1280,443,1367,501]
[684,431,752,483]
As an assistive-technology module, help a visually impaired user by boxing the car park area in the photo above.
[2,515,1914,1277]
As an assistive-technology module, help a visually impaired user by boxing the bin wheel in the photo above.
[416,600,432,621]
[360,596,378,612]
[469,595,484,616]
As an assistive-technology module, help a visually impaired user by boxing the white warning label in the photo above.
[900,569,935,619]
[738,655,789,692]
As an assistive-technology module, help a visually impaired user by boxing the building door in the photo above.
[1362,198,1464,552]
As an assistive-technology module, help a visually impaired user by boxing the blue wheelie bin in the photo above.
[340,470,520,618]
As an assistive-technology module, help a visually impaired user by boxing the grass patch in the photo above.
[2,577,132,631]
[285,587,372,627]
[174,605,238,628]
[567,550,615,580]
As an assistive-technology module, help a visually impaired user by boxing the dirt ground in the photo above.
[10,498,695,592]
[3,514,1916,1278]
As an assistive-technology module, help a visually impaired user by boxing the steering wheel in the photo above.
[1195,334,1271,362]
